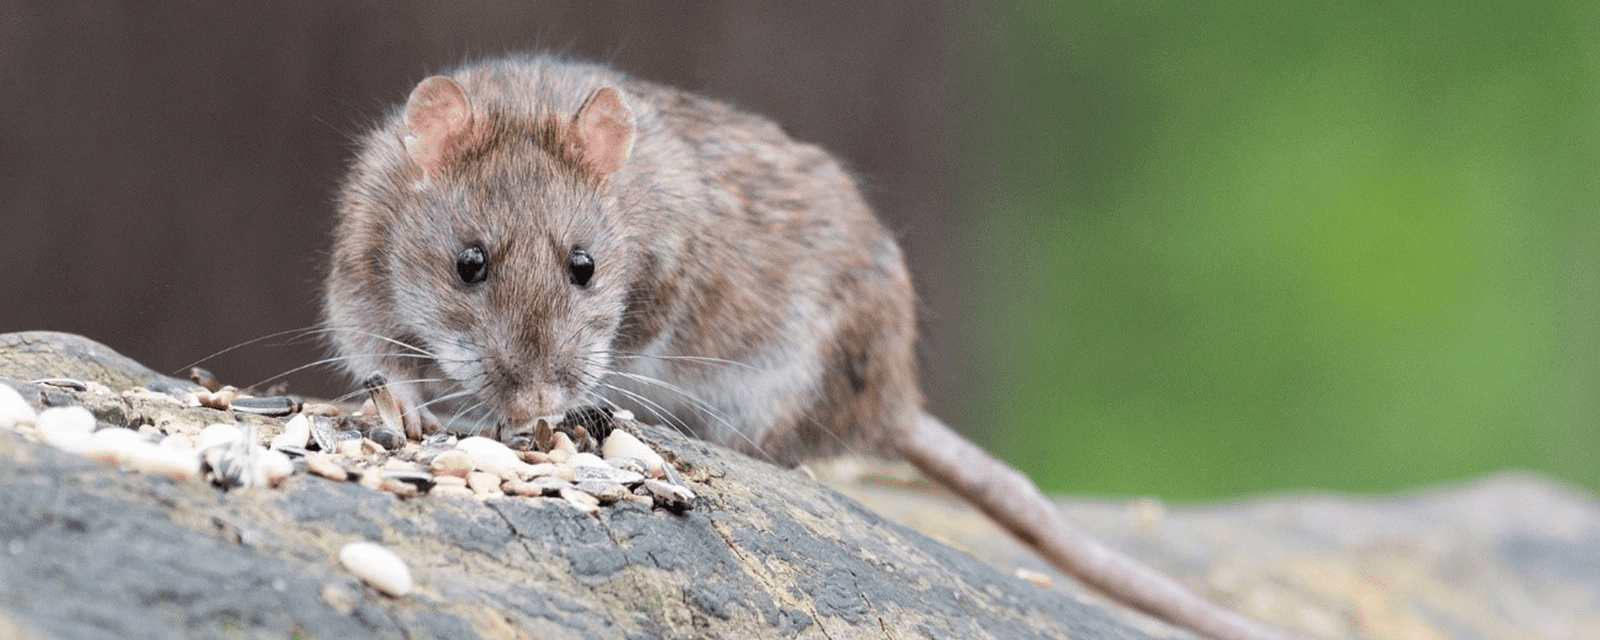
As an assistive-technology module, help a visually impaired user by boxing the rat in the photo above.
[323,52,1300,640]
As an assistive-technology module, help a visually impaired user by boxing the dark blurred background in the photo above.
[3,2,1596,501]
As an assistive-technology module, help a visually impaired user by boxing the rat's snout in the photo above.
[494,385,569,430]
[479,341,574,425]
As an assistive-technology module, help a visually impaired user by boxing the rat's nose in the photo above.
[500,387,567,426]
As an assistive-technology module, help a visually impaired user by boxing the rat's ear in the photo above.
[402,76,473,177]
[567,86,635,178]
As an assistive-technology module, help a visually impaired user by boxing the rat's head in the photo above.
[359,75,639,431]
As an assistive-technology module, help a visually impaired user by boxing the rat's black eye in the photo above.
[456,244,488,285]
[568,248,594,287]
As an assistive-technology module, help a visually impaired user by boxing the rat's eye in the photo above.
[568,248,595,287]
[456,244,488,285]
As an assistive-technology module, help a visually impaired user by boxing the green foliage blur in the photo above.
[971,2,1600,501]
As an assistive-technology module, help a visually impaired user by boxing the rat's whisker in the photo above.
[327,376,455,405]
[607,351,756,371]
[173,326,329,375]
[243,353,438,391]
[599,376,773,463]
[593,381,699,441]
[444,400,492,435]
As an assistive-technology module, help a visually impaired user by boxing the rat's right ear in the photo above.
[402,76,473,177]
[566,86,635,178]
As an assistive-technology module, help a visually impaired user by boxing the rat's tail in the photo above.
[901,412,1301,640]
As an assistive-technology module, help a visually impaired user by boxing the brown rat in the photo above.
[324,53,1299,640]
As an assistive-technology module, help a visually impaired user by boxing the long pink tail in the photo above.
[902,413,1302,640]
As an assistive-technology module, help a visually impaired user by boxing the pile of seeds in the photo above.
[0,375,698,515]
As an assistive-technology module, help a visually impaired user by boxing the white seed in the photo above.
[36,407,96,453]
[518,449,552,464]
[196,423,244,451]
[305,453,348,481]
[37,406,94,435]
[430,485,475,499]
[428,450,473,479]
[431,475,467,488]
[259,448,295,486]
[159,433,195,452]
[551,431,578,456]
[601,429,664,475]
[0,384,36,430]
[381,458,414,471]
[338,542,413,597]
[82,427,144,465]
[270,414,312,450]
[357,469,384,491]
[456,436,523,476]
[336,439,364,457]
[559,487,600,515]
[466,471,502,495]
[612,409,635,422]
[1014,567,1053,588]
[575,480,627,503]
[211,386,238,407]
[501,479,544,497]
[378,478,419,498]
[125,443,203,481]
[511,462,558,480]
[567,452,609,469]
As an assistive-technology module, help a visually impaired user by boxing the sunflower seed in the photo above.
[642,479,695,511]
[230,395,300,416]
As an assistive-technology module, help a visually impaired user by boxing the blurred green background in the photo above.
[974,2,1600,501]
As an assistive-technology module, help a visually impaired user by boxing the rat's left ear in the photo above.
[567,86,635,178]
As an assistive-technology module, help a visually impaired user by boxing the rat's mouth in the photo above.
[491,405,618,452]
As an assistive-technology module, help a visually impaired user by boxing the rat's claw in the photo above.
[402,404,442,440]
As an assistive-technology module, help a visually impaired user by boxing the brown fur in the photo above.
[323,53,1298,640]
[326,53,917,459]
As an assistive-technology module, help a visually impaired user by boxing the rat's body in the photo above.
[325,53,1296,640]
